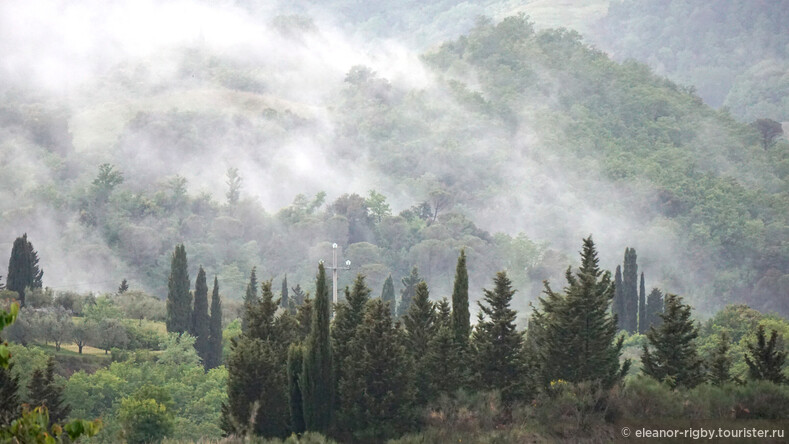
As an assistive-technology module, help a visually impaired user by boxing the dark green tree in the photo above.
[472,271,524,405]
[708,332,733,385]
[28,357,69,424]
[744,325,787,384]
[0,363,20,426]
[451,249,470,348]
[281,275,289,309]
[246,280,280,342]
[296,296,312,340]
[622,248,638,333]
[425,298,463,396]
[206,276,223,370]
[338,298,416,441]
[533,237,629,389]
[6,234,43,306]
[301,263,333,433]
[242,267,258,333]
[641,294,704,388]
[638,272,646,334]
[613,265,624,331]
[287,343,305,434]
[165,244,191,334]
[381,274,396,318]
[332,275,370,411]
[403,281,436,404]
[645,288,664,331]
[397,267,420,319]
[291,284,306,309]
[191,266,210,364]
[118,278,129,294]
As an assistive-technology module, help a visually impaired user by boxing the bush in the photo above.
[616,375,682,419]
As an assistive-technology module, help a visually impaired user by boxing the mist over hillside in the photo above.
[1,0,787,319]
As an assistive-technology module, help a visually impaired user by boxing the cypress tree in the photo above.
[645,288,664,331]
[451,249,470,348]
[166,244,191,334]
[622,248,638,333]
[191,266,210,364]
[403,281,436,404]
[242,267,258,333]
[708,332,733,385]
[296,296,313,340]
[206,276,223,370]
[6,234,44,306]
[397,267,420,319]
[28,357,69,424]
[287,343,305,434]
[381,274,396,318]
[281,275,289,310]
[533,237,630,389]
[472,271,524,405]
[638,272,646,334]
[613,265,624,331]
[0,363,20,426]
[744,325,787,384]
[332,274,370,412]
[641,294,704,388]
[301,263,333,432]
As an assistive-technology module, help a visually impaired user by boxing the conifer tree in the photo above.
[638,272,646,334]
[6,234,43,306]
[332,274,370,411]
[645,288,664,330]
[708,332,733,385]
[613,265,624,331]
[381,274,396,318]
[287,343,305,434]
[403,281,436,404]
[28,357,69,424]
[118,278,129,294]
[533,237,629,389]
[425,297,463,396]
[296,296,312,340]
[242,267,258,333]
[472,271,524,405]
[338,298,415,441]
[622,248,638,333]
[207,277,223,370]
[247,280,279,341]
[397,267,420,319]
[191,266,210,364]
[166,244,191,334]
[0,363,20,426]
[451,249,470,348]
[301,263,333,433]
[744,325,787,384]
[641,294,704,388]
[291,284,306,309]
[281,275,289,309]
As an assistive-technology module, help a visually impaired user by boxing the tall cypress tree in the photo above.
[301,263,333,432]
[451,249,470,348]
[242,267,258,333]
[287,343,305,434]
[191,266,210,364]
[166,244,191,334]
[207,276,223,370]
[281,275,289,310]
[6,234,43,306]
[533,237,629,389]
[381,274,396,318]
[744,325,787,384]
[622,248,638,333]
[0,363,20,426]
[403,281,436,404]
[397,267,420,319]
[28,357,69,424]
[645,288,664,331]
[638,272,646,334]
[641,294,704,388]
[613,265,624,331]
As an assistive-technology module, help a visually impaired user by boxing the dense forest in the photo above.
[0,1,788,443]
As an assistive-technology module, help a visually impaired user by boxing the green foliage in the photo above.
[0,302,19,368]
[403,281,436,405]
[641,294,705,388]
[644,288,664,332]
[621,248,638,334]
[424,298,463,396]
[118,397,174,444]
[301,263,333,433]
[0,362,20,427]
[166,244,191,334]
[6,234,43,306]
[0,405,101,444]
[287,343,305,435]
[242,267,258,333]
[28,357,70,424]
[744,325,787,383]
[450,249,470,348]
[708,332,734,385]
[380,274,396,318]
[331,274,370,412]
[207,276,223,370]
[397,267,420,319]
[191,266,211,365]
[638,272,646,334]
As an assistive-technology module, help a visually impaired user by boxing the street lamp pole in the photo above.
[328,243,351,304]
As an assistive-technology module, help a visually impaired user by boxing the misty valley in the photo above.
[1,1,789,443]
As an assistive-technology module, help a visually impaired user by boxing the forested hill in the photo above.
[0,10,787,317]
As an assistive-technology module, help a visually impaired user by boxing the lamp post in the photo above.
[326,243,351,304]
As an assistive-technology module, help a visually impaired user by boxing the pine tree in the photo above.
[472,271,524,405]
[207,276,223,370]
[622,248,638,333]
[291,284,306,309]
[247,280,279,342]
[118,278,129,294]
[451,249,470,348]
[242,267,258,333]
[281,275,289,309]
[638,272,646,334]
[332,274,370,412]
[287,343,305,434]
[28,357,69,424]
[645,288,664,331]
[744,325,787,384]
[533,237,630,389]
[338,298,415,441]
[6,234,44,306]
[381,274,396,318]
[166,244,191,334]
[708,332,733,385]
[397,267,420,318]
[641,294,704,388]
[425,298,463,396]
[0,363,20,426]
[301,263,333,433]
[613,265,624,331]
[191,266,210,365]
[403,281,436,404]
